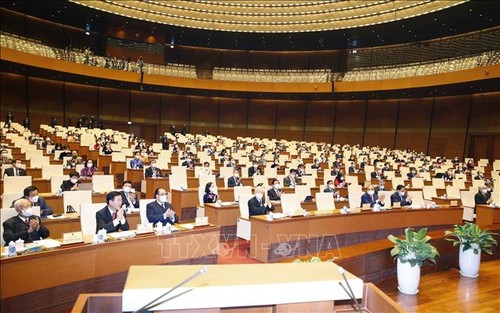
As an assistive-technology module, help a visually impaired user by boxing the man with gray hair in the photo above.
[474,185,493,212]
[248,186,274,216]
[3,199,50,245]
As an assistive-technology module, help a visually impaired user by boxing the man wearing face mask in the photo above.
[3,199,50,245]
[248,161,261,177]
[60,171,80,191]
[248,186,274,216]
[96,191,129,233]
[145,160,163,178]
[130,152,144,169]
[323,180,338,196]
[474,185,493,209]
[374,180,386,195]
[4,159,27,176]
[390,185,413,207]
[283,169,299,188]
[80,160,97,178]
[11,186,53,218]
[120,180,139,209]
[267,179,282,201]
[360,185,386,208]
[227,169,243,187]
[146,188,178,225]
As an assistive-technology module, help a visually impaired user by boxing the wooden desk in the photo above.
[250,206,463,263]
[42,193,107,214]
[0,226,221,313]
[43,212,141,238]
[145,177,169,198]
[97,155,112,174]
[432,197,462,207]
[476,205,500,226]
[171,188,235,222]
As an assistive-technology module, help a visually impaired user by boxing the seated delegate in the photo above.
[11,186,53,218]
[95,191,130,233]
[3,199,50,245]
[146,188,178,225]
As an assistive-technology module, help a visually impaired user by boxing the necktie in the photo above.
[112,211,117,220]
[17,169,20,176]
[25,218,29,225]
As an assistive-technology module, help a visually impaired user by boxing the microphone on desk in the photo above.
[133,266,208,313]
[337,266,363,313]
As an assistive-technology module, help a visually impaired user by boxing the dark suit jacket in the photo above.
[227,176,242,187]
[146,201,178,225]
[323,187,336,194]
[248,196,274,216]
[248,166,259,177]
[283,175,298,187]
[145,167,163,178]
[11,197,53,218]
[360,193,385,208]
[390,192,412,206]
[60,179,77,191]
[120,191,139,208]
[2,215,50,245]
[203,192,218,203]
[267,188,281,201]
[474,192,491,206]
[4,167,27,176]
[95,206,130,233]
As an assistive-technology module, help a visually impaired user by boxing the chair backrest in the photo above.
[252,175,268,187]
[30,156,50,169]
[169,175,188,191]
[139,199,154,225]
[344,175,358,186]
[63,190,92,214]
[294,185,311,201]
[347,184,362,193]
[50,175,67,193]
[281,193,302,214]
[432,178,445,189]
[348,191,364,209]
[422,186,437,200]
[392,177,405,189]
[92,175,115,193]
[170,166,187,176]
[446,185,461,199]
[420,172,431,181]
[315,193,336,211]
[1,207,40,246]
[219,167,234,180]
[3,176,32,193]
[408,190,425,207]
[460,190,476,208]
[198,174,216,188]
[41,164,63,180]
[198,186,205,206]
[234,186,253,202]
[379,190,392,203]
[411,178,425,189]
[452,179,466,189]
[264,167,277,178]
[238,194,253,219]
[80,203,106,235]
[300,175,316,187]
[2,193,22,208]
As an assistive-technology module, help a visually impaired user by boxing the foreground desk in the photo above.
[250,206,463,263]
[0,225,221,313]
[42,192,107,214]
[171,188,235,222]
[476,204,500,226]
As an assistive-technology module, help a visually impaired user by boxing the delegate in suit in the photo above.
[3,199,50,245]
[95,191,130,233]
[146,188,178,225]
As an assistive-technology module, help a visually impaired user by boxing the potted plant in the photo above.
[444,222,498,278]
[387,227,439,295]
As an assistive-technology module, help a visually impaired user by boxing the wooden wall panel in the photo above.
[428,95,470,158]
[394,98,433,154]
[1,73,26,122]
[189,97,218,135]
[65,83,98,123]
[280,53,310,70]
[334,100,366,145]
[247,100,276,139]
[160,94,190,136]
[304,100,334,143]
[27,77,64,131]
[275,101,306,141]
[98,87,129,123]
[218,98,247,139]
[130,91,160,123]
[250,52,280,69]
[469,92,500,134]
[218,50,250,69]
[364,99,398,148]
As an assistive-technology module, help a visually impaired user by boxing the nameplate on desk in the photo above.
[195,216,209,227]
[62,231,83,245]
[450,200,458,207]
[393,202,401,208]
[362,203,371,209]
[136,223,154,234]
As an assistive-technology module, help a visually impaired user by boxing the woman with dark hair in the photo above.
[203,182,219,203]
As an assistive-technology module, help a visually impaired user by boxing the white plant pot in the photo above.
[459,244,481,278]
[397,258,421,295]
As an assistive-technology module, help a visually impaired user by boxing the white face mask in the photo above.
[367,190,375,196]
[87,163,93,168]
[274,184,280,189]
[481,189,488,194]
[328,184,334,189]
[234,173,239,178]
[253,165,258,168]
[29,196,39,203]
[70,178,78,184]
[159,195,167,203]
[255,193,263,200]
[398,191,405,197]
[150,163,156,168]
[22,207,33,217]
[379,186,385,190]
[123,186,131,193]
[210,187,216,193]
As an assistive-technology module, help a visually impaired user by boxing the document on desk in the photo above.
[33,239,61,248]
[108,231,136,239]
[178,223,194,230]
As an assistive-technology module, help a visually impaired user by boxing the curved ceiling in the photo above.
[70,0,467,33]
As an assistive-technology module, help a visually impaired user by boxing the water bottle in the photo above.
[8,241,16,257]
[165,223,172,234]
[56,188,63,196]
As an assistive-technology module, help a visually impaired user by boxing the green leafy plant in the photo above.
[444,222,498,255]
[387,227,439,267]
